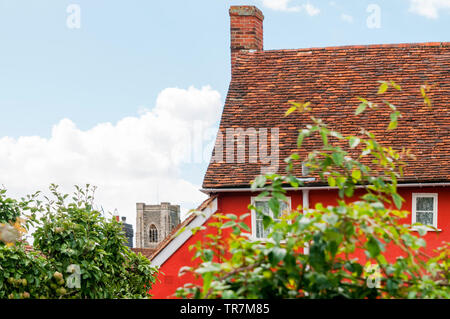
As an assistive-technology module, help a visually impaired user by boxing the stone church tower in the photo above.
[135,202,181,249]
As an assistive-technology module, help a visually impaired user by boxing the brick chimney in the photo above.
[229,6,264,74]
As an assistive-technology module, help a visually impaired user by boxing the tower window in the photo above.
[149,224,158,242]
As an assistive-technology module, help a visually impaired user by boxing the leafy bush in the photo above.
[175,82,449,299]
[0,244,52,299]
[0,185,158,298]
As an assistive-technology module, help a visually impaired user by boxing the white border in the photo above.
[150,197,218,267]
[411,193,439,230]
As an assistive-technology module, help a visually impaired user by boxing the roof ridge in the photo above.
[238,41,449,56]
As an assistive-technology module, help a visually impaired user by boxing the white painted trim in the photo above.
[302,189,309,211]
[201,182,450,194]
[302,189,310,255]
[411,193,438,230]
[150,198,218,267]
[250,196,292,240]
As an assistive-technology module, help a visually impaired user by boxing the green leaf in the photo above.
[366,236,384,258]
[332,152,344,166]
[327,176,336,187]
[420,85,426,97]
[320,130,328,146]
[262,214,272,229]
[195,262,221,274]
[297,132,305,148]
[390,81,401,91]
[302,101,311,111]
[384,101,397,111]
[239,213,250,220]
[348,136,360,148]
[238,222,250,232]
[268,197,280,216]
[269,247,286,266]
[271,231,283,244]
[424,96,431,108]
[377,81,388,94]
[309,237,326,272]
[392,193,403,209]
[388,112,399,130]
[285,106,297,116]
[355,103,367,115]
[344,186,354,197]
[221,221,235,229]
[417,227,428,236]
[345,262,363,276]
[203,249,214,262]
[351,169,361,180]
[252,175,266,189]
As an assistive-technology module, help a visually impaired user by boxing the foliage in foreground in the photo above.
[175,82,449,299]
[0,185,158,299]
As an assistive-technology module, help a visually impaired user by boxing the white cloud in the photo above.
[0,85,222,243]
[340,13,354,23]
[261,0,320,15]
[409,0,450,19]
[303,3,320,16]
[262,0,300,12]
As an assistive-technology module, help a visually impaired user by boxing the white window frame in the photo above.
[411,193,439,231]
[250,196,292,240]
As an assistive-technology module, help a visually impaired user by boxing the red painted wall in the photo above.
[150,187,449,298]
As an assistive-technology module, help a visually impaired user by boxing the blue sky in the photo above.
[0,0,449,237]
[1,1,449,138]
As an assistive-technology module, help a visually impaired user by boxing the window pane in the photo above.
[255,201,269,238]
[254,199,289,238]
[256,219,269,238]
[279,201,288,218]
[416,211,433,226]
[416,197,434,211]
[255,200,288,220]
[255,201,269,215]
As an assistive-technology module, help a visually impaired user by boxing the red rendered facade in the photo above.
[150,186,449,298]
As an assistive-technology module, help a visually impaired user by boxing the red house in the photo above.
[148,6,450,298]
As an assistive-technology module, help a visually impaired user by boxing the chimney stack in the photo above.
[229,6,264,74]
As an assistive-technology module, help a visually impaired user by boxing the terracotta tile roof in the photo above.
[203,42,450,188]
[147,195,218,261]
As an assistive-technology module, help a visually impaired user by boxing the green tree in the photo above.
[175,82,449,299]
[0,185,158,299]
